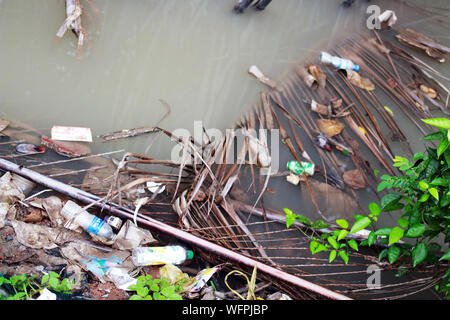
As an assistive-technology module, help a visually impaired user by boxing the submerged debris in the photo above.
[97,127,160,142]
[248,65,277,89]
[15,143,45,155]
[396,28,450,62]
[41,136,91,158]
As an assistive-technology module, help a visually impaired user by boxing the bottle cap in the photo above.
[187,250,194,260]
[354,65,360,72]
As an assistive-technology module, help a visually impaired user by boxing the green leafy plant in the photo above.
[128,275,183,300]
[284,117,450,298]
[41,271,74,294]
[0,272,74,300]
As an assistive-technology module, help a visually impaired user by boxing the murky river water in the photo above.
[0,0,449,299]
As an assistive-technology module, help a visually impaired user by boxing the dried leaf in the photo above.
[347,71,375,91]
[307,64,326,89]
[317,119,345,137]
[419,84,438,99]
[396,28,448,62]
[343,169,366,189]
[311,100,330,116]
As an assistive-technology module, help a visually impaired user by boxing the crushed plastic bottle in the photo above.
[131,245,194,266]
[319,52,359,72]
[61,200,115,240]
[287,161,315,176]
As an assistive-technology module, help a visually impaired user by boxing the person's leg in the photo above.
[233,0,254,13]
[254,0,272,11]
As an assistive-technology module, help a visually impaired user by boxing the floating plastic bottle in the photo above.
[287,161,315,176]
[131,245,194,266]
[61,200,115,240]
[319,52,359,71]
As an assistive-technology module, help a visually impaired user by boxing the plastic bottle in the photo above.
[319,52,359,72]
[131,245,194,266]
[287,161,315,176]
[61,200,115,240]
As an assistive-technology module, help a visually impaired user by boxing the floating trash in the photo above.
[15,143,45,155]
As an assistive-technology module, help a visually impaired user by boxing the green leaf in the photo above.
[161,286,175,297]
[388,246,401,264]
[327,236,339,250]
[368,231,377,246]
[405,224,426,238]
[310,240,319,254]
[397,218,409,228]
[347,239,359,251]
[380,193,403,212]
[349,217,371,233]
[336,219,349,229]
[389,227,404,245]
[422,118,450,130]
[284,208,296,228]
[368,203,381,216]
[377,180,389,192]
[329,250,337,263]
[41,275,49,285]
[412,152,424,160]
[418,180,429,190]
[311,220,330,229]
[375,227,392,236]
[137,286,149,297]
[428,187,439,200]
[437,138,449,158]
[295,214,311,225]
[48,277,59,289]
[129,294,142,300]
[379,248,388,261]
[337,229,349,241]
[150,283,160,292]
[439,249,450,261]
[418,193,430,202]
[422,131,444,141]
[412,242,428,267]
[338,251,349,264]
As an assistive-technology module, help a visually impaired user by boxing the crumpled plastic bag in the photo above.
[10,220,80,250]
[28,196,65,228]
[0,203,10,229]
[60,242,133,284]
[0,172,25,204]
[112,219,156,251]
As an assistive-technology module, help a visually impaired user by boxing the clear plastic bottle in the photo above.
[131,245,194,266]
[319,52,359,71]
[61,200,115,240]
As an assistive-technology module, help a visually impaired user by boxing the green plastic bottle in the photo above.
[287,161,315,176]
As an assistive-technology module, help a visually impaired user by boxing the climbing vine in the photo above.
[285,118,450,298]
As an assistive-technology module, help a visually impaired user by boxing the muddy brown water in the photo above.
[1,0,449,299]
